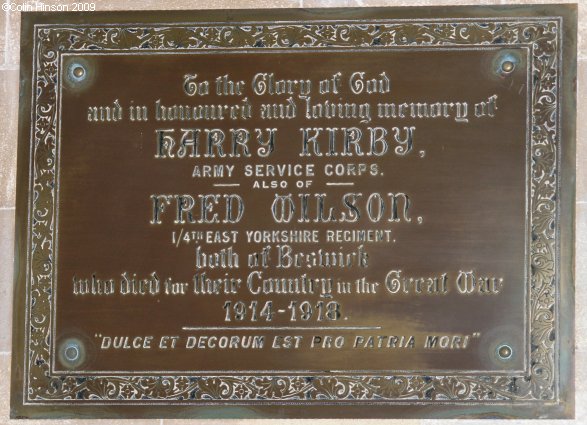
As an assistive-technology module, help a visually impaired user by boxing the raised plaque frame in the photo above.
[10,5,576,419]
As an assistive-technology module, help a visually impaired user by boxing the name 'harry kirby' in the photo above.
[154,126,414,159]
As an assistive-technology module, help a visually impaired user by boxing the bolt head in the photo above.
[501,60,515,73]
[497,344,513,359]
[64,344,80,361]
[72,66,85,78]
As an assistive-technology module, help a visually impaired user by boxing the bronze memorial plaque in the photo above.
[10,5,576,419]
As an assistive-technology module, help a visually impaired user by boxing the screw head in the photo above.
[497,344,513,360]
[501,60,515,73]
[59,338,85,368]
[64,343,80,362]
[72,65,85,78]
[67,62,88,83]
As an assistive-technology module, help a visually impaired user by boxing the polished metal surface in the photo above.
[10,5,576,419]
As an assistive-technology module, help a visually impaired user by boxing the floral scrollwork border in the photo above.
[25,18,560,403]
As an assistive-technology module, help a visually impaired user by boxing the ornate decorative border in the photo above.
[25,19,560,403]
